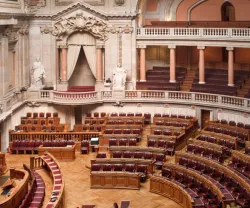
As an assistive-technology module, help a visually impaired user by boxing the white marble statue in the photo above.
[113,64,127,90]
[30,58,46,90]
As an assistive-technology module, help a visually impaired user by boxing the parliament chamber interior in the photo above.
[1,0,250,208]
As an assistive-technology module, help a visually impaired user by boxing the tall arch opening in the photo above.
[221,2,235,21]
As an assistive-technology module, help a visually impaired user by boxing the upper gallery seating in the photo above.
[136,66,187,91]
[191,68,250,96]
[67,86,95,92]
[176,152,250,207]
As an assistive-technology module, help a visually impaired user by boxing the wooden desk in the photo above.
[38,144,76,161]
[90,171,140,190]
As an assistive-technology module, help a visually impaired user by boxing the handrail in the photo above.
[137,27,250,40]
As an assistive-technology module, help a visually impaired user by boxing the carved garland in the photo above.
[51,12,108,40]
[24,0,46,13]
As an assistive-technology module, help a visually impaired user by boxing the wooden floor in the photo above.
[5,152,181,208]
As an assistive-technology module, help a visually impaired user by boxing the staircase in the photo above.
[237,76,250,97]
[180,68,197,91]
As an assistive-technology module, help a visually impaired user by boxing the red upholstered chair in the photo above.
[162,113,169,117]
[93,112,99,118]
[33,112,38,118]
[119,139,127,146]
[135,112,142,116]
[100,112,106,117]
[21,119,25,125]
[81,140,89,154]
[27,112,32,118]
[229,120,236,126]
[128,139,136,146]
[134,152,143,159]
[125,164,135,172]
[113,164,123,171]
[27,120,32,124]
[119,112,126,116]
[109,139,117,147]
[178,114,185,118]
[53,112,58,117]
[154,113,161,117]
[144,152,153,160]
[170,114,177,118]
[46,112,52,118]
[91,164,101,171]
[148,139,156,147]
[39,112,45,118]
[112,151,122,158]
[127,112,134,116]
[123,151,133,158]
[103,164,112,171]
[111,112,118,117]
[86,112,92,118]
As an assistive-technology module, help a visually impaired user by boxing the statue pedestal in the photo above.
[57,81,68,91]
[95,81,104,91]
[113,90,125,99]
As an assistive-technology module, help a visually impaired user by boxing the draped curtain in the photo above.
[67,32,97,80]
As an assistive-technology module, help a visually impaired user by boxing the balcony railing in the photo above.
[137,28,250,40]
[37,90,250,112]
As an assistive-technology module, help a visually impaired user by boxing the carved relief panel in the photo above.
[55,0,104,6]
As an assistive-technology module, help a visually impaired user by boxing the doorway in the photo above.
[201,110,211,129]
[221,2,235,22]
[74,106,82,124]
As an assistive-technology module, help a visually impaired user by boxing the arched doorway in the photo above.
[221,2,235,21]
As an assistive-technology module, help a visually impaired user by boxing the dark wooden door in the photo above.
[201,110,211,129]
[74,106,82,124]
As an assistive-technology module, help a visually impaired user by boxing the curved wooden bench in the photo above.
[163,163,234,207]
[175,152,250,194]
[30,153,65,208]
[0,168,29,208]
[150,175,203,208]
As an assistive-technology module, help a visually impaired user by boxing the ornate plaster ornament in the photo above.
[24,0,46,13]
[18,24,29,35]
[113,100,125,107]
[114,0,125,6]
[40,25,53,34]
[51,12,108,40]
[4,27,19,43]
[26,101,41,107]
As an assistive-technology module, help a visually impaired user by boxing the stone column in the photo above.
[227,47,234,86]
[168,45,176,83]
[96,46,103,82]
[140,46,146,81]
[198,46,205,84]
[60,46,67,81]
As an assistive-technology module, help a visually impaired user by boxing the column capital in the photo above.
[226,47,234,51]
[96,45,105,49]
[58,45,68,49]
[137,45,147,49]
[197,46,205,50]
[168,45,176,49]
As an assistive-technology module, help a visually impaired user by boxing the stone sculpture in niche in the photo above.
[29,58,46,90]
[113,64,127,90]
